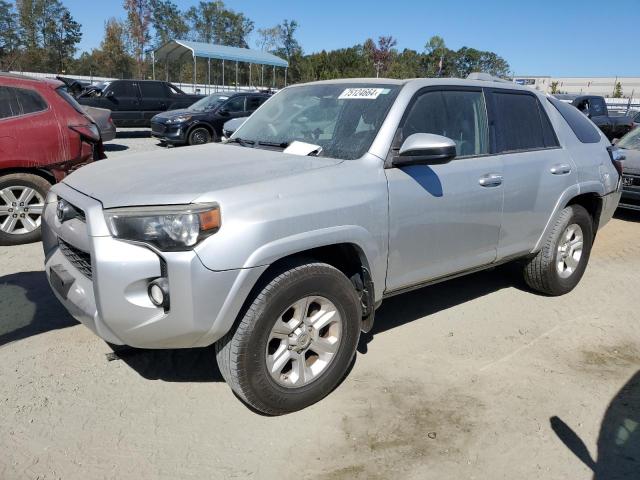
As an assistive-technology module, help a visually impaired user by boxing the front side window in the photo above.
[246,96,265,111]
[233,83,400,160]
[223,96,246,113]
[588,97,607,116]
[0,86,21,119]
[107,81,137,97]
[139,82,167,97]
[492,92,555,152]
[402,90,489,157]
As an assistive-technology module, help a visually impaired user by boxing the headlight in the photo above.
[104,204,220,251]
[165,115,192,124]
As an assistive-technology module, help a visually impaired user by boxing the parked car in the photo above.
[43,76,621,414]
[83,106,116,142]
[0,73,103,246]
[615,127,640,210]
[77,80,204,128]
[568,95,634,141]
[151,92,270,145]
[222,116,248,139]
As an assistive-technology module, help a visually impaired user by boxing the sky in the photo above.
[62,0,640,77]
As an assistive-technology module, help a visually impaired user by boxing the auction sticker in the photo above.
[338,88,386,99]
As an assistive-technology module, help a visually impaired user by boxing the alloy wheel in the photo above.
[556,223,584,279]
[0,186,45,235]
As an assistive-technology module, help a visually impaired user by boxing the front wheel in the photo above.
[523,204,593,296]
[187,126,213,145]
[0,173,51,246]
[215,262,361,415]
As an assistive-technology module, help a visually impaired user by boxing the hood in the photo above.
[152,108,195,121]
[622,148,640,175]
[63,143,343,208]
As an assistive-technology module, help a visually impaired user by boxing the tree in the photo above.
[0,0,22,70]
[186,1,253,47]
[150,0,187,47]
[371,35,397,77]
[550,81,559,94]
[95,18,134,78]
[256,26,280,51]
[48,7,82,73]
[124,0,152,78]
[613,81,623,98]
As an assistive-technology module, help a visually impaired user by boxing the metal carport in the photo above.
[153,40,289,92]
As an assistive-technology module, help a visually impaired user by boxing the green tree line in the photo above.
[0,0,511,85]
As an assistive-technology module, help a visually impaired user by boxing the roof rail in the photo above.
[466,72,511,84]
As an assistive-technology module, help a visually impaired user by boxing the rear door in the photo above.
[0,86,20,163]
[245,95,267,115]
[102,81,142,126]
[138,82,170,122]
[220,95,248,120]
[485,88,575,258]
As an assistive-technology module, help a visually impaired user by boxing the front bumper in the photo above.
[150,121,186,144]
[43,183,266,348]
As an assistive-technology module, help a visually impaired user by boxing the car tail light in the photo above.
[69,123,100,142]
[607,145,625,177]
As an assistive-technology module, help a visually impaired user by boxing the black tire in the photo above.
[187,126,213,145]
[0,173,51,246]
[523,204,593,296]
[215,262,361,415]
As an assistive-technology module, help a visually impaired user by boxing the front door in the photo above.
[102,81,142,126]
[386,88,504,292]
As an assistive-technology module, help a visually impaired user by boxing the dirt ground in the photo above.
[1,137,639,478]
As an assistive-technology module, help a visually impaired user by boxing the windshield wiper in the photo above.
[226,137,255,147]
[257,141,290,148]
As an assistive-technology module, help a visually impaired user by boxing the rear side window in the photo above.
[491,91,558,152]
[15,88,48,114]
[0,86,21,119]
[548,97,601,143]
[107,81,138,97]
[139,82,167,97]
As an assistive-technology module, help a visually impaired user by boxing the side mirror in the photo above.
[393,133,457,167]
[105,90,114,98]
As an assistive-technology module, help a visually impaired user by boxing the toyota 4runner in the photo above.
[43,75,622,414]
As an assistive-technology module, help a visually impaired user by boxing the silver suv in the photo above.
[43,76,622,414]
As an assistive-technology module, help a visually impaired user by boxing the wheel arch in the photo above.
[0,168,56,186]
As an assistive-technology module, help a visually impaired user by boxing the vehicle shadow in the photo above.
[115,129,151,139]
[613,208,640,223]
[358,264,525,353]
[0,271,78,347]
[550,370,640,479]
[103,143,129,152]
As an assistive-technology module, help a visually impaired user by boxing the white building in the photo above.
[513,76,640,98]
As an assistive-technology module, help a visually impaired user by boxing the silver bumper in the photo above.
[43,183,266,349]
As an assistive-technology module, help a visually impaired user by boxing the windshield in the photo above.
[190,94,229,112]
[232,83,400,159]
[617,127,640,151]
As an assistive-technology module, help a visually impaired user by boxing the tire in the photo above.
[215,262,361,415]
[187,126,213,145]
[523,204,593,296]
[0,173,51,246]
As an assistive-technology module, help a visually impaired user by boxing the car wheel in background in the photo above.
[0,173,51,246]
[188,126,213,145]
[215,261,361,415]
[523,204,593,296]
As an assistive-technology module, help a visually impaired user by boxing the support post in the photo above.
[235,61,238,91]
[208,57,211,94]
[152,51,155,80]
[284,67,287,87]
[249,63,252,89]
[272,65,275,88]
[165,60,168,81]
[193,54,196,92]
[222,60,225,91]
[261,65,264,87]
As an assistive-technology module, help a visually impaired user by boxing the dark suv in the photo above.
[77,80,203,127]
[150,92,270,145]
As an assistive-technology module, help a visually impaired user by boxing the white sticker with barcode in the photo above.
[338,88,385,99]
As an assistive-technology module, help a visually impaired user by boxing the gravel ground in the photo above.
[1,135,639,479]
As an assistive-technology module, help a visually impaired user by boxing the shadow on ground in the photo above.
[0,271,77,346]
[115,129,151,139]
[614,208,640,223]
[103,143,129,152]
[551,370,640,479]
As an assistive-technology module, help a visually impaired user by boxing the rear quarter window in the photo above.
[15,88,48,114]
[548,96,601,143]
[0,86,21,119]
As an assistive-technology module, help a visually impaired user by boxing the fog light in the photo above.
[148,278,170,309]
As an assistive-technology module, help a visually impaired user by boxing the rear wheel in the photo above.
[0,173,51,246]
[188,126,213,145]
[215,262,361,415]
[523,204,593,296]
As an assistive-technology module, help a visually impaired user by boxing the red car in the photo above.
[0,74,104,245]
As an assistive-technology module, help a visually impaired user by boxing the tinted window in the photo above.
[223,96,245,113]
[139,82,167,97]
[56,87,86,114]
[107,81,138,97]
[548,97,601,143]
[16,88,48,114]
[402,90,489,157]
[588,97,607,116]
[492,92,554,152]
[246,96,265,111]
[0,87,21,119]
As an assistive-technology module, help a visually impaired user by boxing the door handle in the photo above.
[550,164,572,175]
[479,173,503,187]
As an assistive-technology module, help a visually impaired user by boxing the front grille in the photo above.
[622,174,640,188]
[151,122,166,134]
[58,238,92,278]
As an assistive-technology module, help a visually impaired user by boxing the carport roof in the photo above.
[154,40,289,68]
